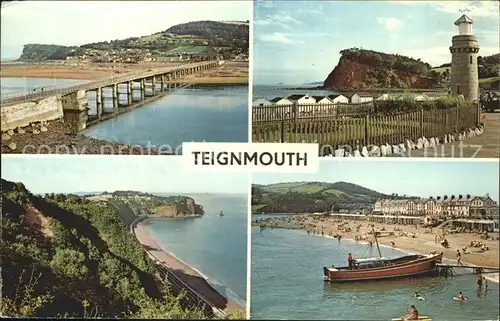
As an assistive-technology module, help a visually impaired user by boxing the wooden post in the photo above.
[420,109,424,138]
[364,115,369,146]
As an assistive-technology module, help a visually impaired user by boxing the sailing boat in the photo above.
[219,210,224,217]
[323,227,443,282]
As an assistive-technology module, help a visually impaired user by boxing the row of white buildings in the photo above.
[252,92,449,107]
[373,194,499,219]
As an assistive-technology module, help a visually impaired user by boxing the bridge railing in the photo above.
[1,61,218,106]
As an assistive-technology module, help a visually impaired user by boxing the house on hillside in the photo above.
[327,94,349,104]
[270,97,293,105]
[312,96,334,105]
[287,94,316,105]
[252,98,273,107]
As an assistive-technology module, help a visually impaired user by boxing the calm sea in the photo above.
[1,78,248,149]
[251,226,499,320]
[252,84,336,102]
[142,194,248,306]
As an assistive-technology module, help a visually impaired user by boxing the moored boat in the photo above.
[323,227,443,282]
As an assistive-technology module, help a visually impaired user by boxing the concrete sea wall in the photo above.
[1,95,63,131]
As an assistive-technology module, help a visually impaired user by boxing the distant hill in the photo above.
[321,48,438,91]
[18,20,248,61]
[252,181,410,213]
[0,178,202,318]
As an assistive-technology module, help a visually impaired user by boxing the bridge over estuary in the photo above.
[1,60,220,132]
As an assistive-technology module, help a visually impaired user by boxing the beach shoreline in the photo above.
[253,214,499,284]
[133,218,245,315]
[0,61,248,84]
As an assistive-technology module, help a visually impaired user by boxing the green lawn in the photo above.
[166,45,211,54]
[479,77,499,84]
[432,67,450,74]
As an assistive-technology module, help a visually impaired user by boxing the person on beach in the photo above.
[391,241,395,247]
[456,249,462,265]
[477,275,483,288]
[405,305,419,320]
[348,253,353,269]
[483,277,488,290]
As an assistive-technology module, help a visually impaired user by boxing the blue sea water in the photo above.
[142,193,248,306]
[251,226,499,320]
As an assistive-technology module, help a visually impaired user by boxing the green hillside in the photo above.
[252,181,408,213]
[18,20,248,61]
[0,179,204,318]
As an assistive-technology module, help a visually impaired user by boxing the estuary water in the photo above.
[1,77,248,150]
[82,86,248,150]
[0,77,85,96]
[251,226,499,320]
[142,193,247,306]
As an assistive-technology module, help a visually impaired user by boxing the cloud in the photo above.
[393,1,500,18]
[259,32,294,44]
[254,12,303,30]
[377,17,404,31]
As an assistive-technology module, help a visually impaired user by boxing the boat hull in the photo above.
[323,253,443,282]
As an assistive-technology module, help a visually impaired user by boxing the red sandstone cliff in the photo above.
[321,48,438,91]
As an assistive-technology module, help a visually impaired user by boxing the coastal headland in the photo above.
[132,220,245,315]
[253,214,499,283]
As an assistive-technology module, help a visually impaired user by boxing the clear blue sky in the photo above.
[253,0,500,85]
[0,1,250,60]
[1,155,249,194]
[253,160,500,201]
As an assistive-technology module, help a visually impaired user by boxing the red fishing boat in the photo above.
[323,228,443,282]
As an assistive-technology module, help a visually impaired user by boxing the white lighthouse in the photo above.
[449,14,480,102]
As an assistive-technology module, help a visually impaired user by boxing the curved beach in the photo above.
[133,220,245,314]
[254,215,499,283]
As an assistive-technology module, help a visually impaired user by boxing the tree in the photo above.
[50,249,88,279]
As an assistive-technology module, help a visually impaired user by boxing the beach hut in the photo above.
[287,94,316,105]
[327,94,349,104]
[270,97,294,106]
[252,97,273,107]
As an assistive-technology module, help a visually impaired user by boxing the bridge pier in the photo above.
[160,74,165,91]
[140,78,145,100]
[112,84,118,109]
[152,77,156,96]
[62,90,88,133]
[127,81,133,105]
[96,87,103,118]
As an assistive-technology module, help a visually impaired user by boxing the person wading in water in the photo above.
[348,253,353,269]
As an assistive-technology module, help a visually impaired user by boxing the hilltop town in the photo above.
[16,20,249,64]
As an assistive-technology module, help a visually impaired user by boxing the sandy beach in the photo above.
[0,61,248,83]
[253,215,499,283]
[133,221,245,315]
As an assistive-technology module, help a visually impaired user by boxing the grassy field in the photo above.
[479,76,499,84]
[431,66,450,74]
[259,182,351,195]
[166,45,211,54]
